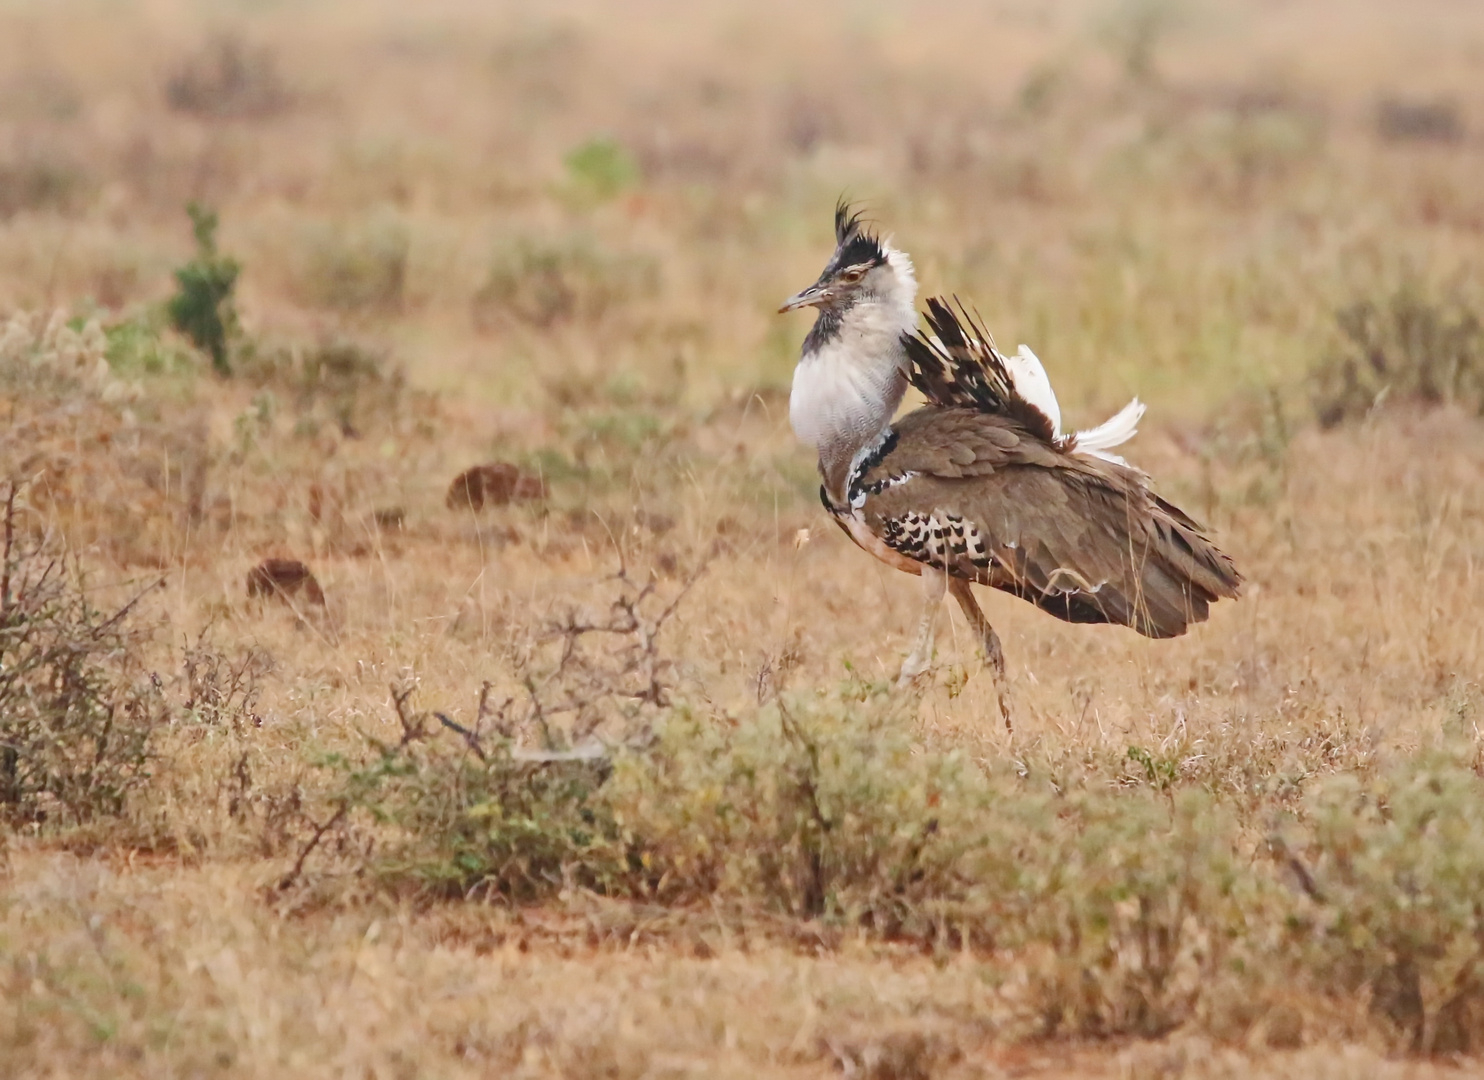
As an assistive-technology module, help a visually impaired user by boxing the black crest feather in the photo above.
[832,199,886,269]
[903,297,1061,446]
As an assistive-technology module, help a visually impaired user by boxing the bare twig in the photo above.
[435,711,488,761]
[275,803,349,892]
[1,483,17,617]
[390,681,425,745]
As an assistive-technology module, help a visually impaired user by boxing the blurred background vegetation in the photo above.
[4,2,1484,1075]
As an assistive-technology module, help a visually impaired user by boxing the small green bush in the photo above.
[563,136,639,202]
[1291,753,1484,1053]
[167,203,240,376]
[238,337,409,438]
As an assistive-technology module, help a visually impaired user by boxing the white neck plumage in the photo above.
[789,245,917,498]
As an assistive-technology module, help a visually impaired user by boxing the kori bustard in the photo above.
[779,204,1241,719]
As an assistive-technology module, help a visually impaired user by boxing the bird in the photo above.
[778,203,1241,720]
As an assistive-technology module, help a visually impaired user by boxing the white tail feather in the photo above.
[1072,397,1145,465]
[926,335,1146,465]
[1003,345,1061,436]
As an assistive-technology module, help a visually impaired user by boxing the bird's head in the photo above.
[778,201,915,325]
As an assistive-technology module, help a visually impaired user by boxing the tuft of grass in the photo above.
[103,311,195,382]
[238,337,415,439]
[473,233,657,329]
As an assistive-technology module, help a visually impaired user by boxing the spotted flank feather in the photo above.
[880,510,993,571]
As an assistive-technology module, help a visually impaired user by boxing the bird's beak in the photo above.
[778,283,829,313]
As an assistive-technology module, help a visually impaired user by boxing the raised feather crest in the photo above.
[832,198,886,269]
[903,297,1063,447]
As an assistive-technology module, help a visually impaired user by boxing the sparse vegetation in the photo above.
[295,215,409,313]
[0,154,89,219]
[473,232,658,329]
[2,1,1484,1076]
[0,484,162,826]
[1310,284,1484,426]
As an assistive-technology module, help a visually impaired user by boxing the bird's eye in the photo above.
[840,267,866,284]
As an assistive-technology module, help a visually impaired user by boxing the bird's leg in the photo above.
[897,565,948,687]
[948,578,1013,732]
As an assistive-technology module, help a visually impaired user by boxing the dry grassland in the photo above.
[3,0,1484,1076]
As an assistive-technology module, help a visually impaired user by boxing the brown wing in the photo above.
[855,408,1241,638]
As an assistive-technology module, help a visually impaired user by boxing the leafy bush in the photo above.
[1310,285,1484,426]
[167,203,240,376]
[0,484,163,826]
[345,697,623,902]
[1290,753,1484,1053]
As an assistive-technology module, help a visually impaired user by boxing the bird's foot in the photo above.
[993,682,1014,733]
[896,651,933,690]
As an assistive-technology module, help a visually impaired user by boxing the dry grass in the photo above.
[3,0,1484,1075]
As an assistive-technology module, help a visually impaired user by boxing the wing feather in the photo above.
[855,410,1241,638]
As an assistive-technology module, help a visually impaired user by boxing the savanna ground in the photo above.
[3,0,1484,1076]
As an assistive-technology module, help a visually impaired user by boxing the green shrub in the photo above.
[563,135,639,202]
[1292,754,1484,1052]
[352,729,622,902]
[167,203,240,376]
[238,337,410,438]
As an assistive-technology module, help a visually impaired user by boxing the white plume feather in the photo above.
[1072,397,1145,466]
[1007,344,1144,466]
[1003,345,1062,436]
[919,334,1146,465]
